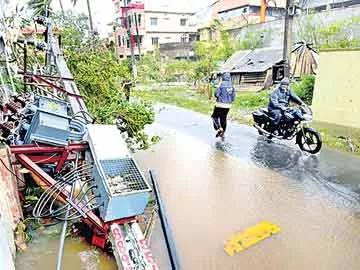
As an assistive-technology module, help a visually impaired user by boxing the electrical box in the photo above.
[35,96,68,115]
[23,96,72,146]
[87,124,151,222]
[24,110,71,146]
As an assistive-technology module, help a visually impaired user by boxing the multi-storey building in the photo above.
[113,0,146,58]
[112,0,197,58]
[196,0,286,41]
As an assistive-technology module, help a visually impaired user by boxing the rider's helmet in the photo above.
[280,77,290,86]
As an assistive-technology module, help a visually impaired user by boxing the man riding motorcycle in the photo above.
[268,77,306,133]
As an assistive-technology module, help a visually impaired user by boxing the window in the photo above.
[181,36,187,43]
[180,18,187,26]
[135,36,143,47]
[116,17,123,28]
[150,17,158,26]
[117,35,121,46]
[126,39,130,48]
[127,15,132,27]
[152,37,159,45]
[137,14,142,26]
[122,36,125,46]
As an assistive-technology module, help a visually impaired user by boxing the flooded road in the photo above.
[16,104,360,269]
[136,105,360,269]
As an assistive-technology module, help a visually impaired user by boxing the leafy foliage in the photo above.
[137,49,165,82]
[58,13,155,149]
[27,0,52,16]
[296,14,360,49]
[236,29,268,50]
[292,75,315,105]
[164,60,197,82]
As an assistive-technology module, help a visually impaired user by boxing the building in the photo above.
[113,0,146,59]
[196,0,286,41]
[303,0,360,11]
[144,0,197,49]
[217,44,318,91]
[159,42,196,60]
[112,0,197,58]
[218,47,284,91]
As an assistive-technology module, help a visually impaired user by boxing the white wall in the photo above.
[143,11,197,51]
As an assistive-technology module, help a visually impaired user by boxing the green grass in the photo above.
[313,122,360,155]
[134,87,213,114]
[133,86,360,156]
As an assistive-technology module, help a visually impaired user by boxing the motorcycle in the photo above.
[252,105,322,154]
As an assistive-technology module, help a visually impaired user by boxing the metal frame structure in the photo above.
[0,12,175,269]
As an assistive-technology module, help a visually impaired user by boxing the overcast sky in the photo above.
[50,0,215,37]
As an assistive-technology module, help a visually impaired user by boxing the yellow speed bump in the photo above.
[224,221,281,256]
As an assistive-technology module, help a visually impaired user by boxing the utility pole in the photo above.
[134,13,142,59]
[124,0,137,78]
[260,0,267,23]
[283,0,294,78]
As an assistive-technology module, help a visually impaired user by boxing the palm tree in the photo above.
[71,0,94,34]
[58,0,64,16]
[27,0,52,16]
[27,0,94,34]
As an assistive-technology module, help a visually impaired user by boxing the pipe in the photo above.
[253,124,283,139]
[56,187,73,270]
[149,169,180,270]
[56,156,79,270]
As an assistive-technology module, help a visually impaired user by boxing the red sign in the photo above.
[111,224,133,270]
[110,223,159,270]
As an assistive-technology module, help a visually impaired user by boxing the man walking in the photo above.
[211,72,236,138]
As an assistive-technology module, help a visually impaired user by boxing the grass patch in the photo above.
[133,86,360,156]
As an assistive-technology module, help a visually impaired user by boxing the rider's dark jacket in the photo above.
[268,86,303,111]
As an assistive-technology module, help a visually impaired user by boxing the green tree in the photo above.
[27,0,52,16]
[194,40,223,99]
[236,29,268,50]
[71,0,94,34]
[296,15,360,49]
[27,0,94,34]
[57,13,155,149]
[137,49,165,82]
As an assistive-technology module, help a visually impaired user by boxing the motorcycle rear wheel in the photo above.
[296,127,322,154]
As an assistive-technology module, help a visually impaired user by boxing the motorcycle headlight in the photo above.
[303,114,313,121]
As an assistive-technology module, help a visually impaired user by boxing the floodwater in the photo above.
[15,226,117,270]
[16,104,360,270]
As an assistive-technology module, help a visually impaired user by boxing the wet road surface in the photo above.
[135,104,360,269]
[16,104,360,270]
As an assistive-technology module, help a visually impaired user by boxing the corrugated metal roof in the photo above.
[219,50,251,72]
[220,47,283,73]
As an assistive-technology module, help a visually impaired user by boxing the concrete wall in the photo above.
[144,11,197,52]
[0,147,22,270]
[228,5,360,48]
[312,49,360,128]
[159,42,195,59]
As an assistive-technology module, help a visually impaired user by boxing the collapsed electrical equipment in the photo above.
[87,124,151,222]
[0,95,86,146]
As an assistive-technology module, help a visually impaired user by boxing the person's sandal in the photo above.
[216,128,224,138]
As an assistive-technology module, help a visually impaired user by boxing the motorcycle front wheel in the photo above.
[296,127,322,154]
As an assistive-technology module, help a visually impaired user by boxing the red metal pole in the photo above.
[55,150,70,172]
[10,143,88,155]
[32,75,83,99]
